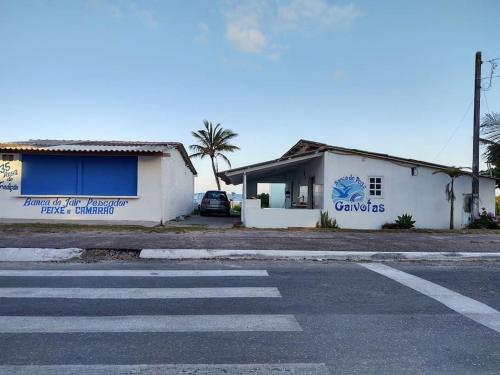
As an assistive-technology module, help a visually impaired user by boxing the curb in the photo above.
[0,248,83,262]
[139,249,500,262]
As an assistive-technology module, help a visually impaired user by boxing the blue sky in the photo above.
[1,0,499,192]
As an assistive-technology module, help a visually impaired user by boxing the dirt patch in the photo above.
[80,249,141,262]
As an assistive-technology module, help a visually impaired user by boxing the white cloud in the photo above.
[222,1,360,58]
[225,14,267,54]
[278,0,360,29]
[87,0,158,27]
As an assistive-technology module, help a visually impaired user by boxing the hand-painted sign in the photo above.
[0,162,19,192]
[23,197,129,215]
[332,175,385,213]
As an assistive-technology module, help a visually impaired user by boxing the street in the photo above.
[0,260,499,374]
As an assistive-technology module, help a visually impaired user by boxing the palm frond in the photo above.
[216,153,232,168]
[189,152,207,159]
[481,113,500,143]
[433,167,466,178]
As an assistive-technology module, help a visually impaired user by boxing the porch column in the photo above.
[242,172,247,226]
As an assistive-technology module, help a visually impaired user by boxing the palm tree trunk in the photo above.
[449,179,454,230]
[210,156,221,190]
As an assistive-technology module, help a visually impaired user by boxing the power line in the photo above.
[433,99,473,161]
[480,75,500,80]
[483,90,491,114]
[482,59,498,91]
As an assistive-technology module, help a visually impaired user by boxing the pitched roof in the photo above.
[0,139,197,175]
[219,139,495,182]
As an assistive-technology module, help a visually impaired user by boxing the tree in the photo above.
[433,167,467,230]
[481,113,500,188]
[481,113,500,143]
[189,120,240,190]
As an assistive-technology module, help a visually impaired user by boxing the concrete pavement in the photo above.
[1,227,500,252]
[0,260,499,374]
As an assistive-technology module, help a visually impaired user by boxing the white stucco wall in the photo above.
[323,151,496,229]
[0,153,192,225]
[162,148,195,221]
[243,198,320,228]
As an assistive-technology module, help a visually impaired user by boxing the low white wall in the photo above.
[243,199,321,228]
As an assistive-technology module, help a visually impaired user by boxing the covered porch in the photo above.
[219,153,325,228]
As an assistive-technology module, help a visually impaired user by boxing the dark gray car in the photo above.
[200,190,231,216]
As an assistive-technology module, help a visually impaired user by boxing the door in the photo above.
[308,177,315,209]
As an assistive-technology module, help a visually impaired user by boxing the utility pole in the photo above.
[471,51,482,217]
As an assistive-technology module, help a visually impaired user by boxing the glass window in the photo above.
[368,176,383,197]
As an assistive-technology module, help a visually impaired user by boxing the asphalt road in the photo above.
[0,260,499,374]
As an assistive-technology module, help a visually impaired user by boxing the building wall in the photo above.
[0,154,165,225]
[323,152,496,229]
[162,148,195,221]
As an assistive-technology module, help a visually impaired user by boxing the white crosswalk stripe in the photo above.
[0,268,320,373]
[0,363,331,375]
[0,269,269,277]
[0,314,302,333]
[0,287,281,299]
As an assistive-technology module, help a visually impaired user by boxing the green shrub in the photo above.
[257,193,269,208]
[231,203,241,214]
[395,214,416,229]
[382,214,415,229]
[316,211,339,229]
[468,208,498,229]
[382,222,400,229]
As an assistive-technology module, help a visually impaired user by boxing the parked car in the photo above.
[200,190,231,216]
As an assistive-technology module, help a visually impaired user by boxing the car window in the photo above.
[204,191,228,200]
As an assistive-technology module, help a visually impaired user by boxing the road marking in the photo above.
[0,363,330,374]
[0,314,302,333]
[0,269,269,277]
[0,287,281,299]
[361,263,500,333]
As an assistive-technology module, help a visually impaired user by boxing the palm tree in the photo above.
[433,167,467,230]
[189,120,240,190]
[481,113,500,143]
[481,113,500,188]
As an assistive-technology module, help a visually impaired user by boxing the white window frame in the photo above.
[368,176,383,198]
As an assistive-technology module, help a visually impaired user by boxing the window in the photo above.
[1,154,14,161]
[204,191,228,201]
[298,185,308,203]
[368,176,383,197]
[21,154,137,196]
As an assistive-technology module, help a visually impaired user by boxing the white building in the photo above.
[0,140,196,225]
[219,140,497,229]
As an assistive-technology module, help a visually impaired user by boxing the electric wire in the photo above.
[432,99,473,161]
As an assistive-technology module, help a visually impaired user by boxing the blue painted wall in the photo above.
[21,154,138,196]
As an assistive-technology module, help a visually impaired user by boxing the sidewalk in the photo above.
[0,224,499,252]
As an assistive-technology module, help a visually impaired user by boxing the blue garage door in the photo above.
[21,154,138,196]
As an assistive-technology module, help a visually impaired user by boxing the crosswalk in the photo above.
[0,268,328,374]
